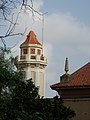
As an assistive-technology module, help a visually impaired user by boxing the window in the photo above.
[37,49,41,55]
[23,49,28,54]
[30,49,35,54]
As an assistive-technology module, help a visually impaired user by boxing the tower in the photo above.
[17,31,47,97]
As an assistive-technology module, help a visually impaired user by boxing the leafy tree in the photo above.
[0,48,76,120]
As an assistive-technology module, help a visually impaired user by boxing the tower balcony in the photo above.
[19,54,47,64]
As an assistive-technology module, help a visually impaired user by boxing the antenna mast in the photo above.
[42,15,44,54]
[41,12,48,54]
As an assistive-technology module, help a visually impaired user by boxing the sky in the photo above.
[0,0,90,97]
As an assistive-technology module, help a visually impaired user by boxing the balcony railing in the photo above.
[31,56,36,59]
[40,56,44,61]
[20,55,47,63]
[20,55,26,60]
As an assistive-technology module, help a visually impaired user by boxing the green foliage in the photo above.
[0,47,76,120]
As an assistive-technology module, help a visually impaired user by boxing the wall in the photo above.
[64,98,90,120]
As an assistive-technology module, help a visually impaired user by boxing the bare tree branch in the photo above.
[1,38,6,49]
[0,11,23,45]
[0,0,47,49]
[0,0,17,19]
[22,3,42,16]
[0,0,23,48]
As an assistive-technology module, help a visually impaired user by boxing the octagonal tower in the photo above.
[17,31,47,97]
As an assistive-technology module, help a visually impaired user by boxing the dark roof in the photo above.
[21,31,41,46]
[51,62,90,89]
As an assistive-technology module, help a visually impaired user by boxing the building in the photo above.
[16,31,47,97]
[50,58,90,120]
[50,58,90,99]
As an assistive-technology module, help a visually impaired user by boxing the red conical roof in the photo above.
[21,31,41,46]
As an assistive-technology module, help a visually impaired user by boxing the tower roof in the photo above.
[21,31,41,46]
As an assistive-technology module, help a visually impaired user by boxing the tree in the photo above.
[0,0,23,48]
[0,0,44,48]
[0,48,76,120]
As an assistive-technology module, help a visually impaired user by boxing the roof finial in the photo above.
[65,57,69,74]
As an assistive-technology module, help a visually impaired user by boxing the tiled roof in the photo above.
[51,62,90,89]
[21,31,41,46]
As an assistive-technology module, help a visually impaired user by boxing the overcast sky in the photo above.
[0,0,90,97]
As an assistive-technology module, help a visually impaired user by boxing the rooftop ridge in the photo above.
[50,61,90,89]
